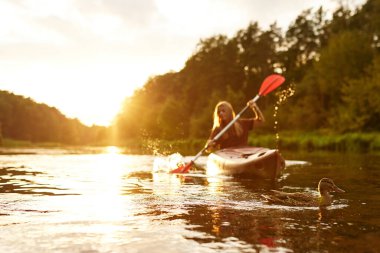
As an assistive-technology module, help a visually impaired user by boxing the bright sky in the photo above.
[0,0,366,126]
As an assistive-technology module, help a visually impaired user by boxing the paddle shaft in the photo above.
[190,94,260,164]
[172,74,285,173]
[212,77,280,143]
[212,94,260,141]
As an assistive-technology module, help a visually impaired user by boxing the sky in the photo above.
[0,0,366,126]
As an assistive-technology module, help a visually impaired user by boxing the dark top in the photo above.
[209,119,254,149]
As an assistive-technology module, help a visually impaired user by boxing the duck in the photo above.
[262,178,345,207]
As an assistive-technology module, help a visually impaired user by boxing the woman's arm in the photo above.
[205,128,221,153]
[247,100,265,124]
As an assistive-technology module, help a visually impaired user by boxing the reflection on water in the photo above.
[0,166,73,196]
[0,148,379,252]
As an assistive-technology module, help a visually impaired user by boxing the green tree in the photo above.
[280,8,328,83]
[328,54,380,132]
[316,31,373,111]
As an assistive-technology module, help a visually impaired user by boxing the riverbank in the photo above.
[127,132,380,154]
[120,132,380,154]
[249,131,380,152]
[2,132,380,154]
[1,138,63,148]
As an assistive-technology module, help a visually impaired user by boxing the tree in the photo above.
[316,30,373,111]
[328,54,380,132]
[280,8,328,83]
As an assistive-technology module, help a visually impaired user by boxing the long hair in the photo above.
[212,101,243,138]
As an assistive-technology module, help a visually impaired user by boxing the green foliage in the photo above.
[0,90,108,145]
[111,0,380,144]
[248,131,380,152]
[281,8,328,82]
[114,131,380,154]
[329,55,380,132]
[2,0,380,149]
[316,30,373,106]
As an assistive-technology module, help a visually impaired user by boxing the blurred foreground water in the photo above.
[0,147,379,253]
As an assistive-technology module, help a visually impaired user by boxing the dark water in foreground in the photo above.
[0,147,379,253]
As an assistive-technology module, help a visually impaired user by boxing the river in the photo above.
[0,147,379,253]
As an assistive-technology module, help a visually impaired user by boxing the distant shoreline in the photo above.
[2,131,380,155]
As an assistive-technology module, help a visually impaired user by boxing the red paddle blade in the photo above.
[170,161,193,174]
[259,74,285,96]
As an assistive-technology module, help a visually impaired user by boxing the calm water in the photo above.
[0,147,379,253]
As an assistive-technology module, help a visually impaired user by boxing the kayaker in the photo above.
[205,100,265,152]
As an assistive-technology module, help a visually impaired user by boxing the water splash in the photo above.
[273,84,296,149]
[153,153,185,173]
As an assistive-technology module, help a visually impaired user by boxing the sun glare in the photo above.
[106,146,122,155]
[1,61,143,127]
[83,151,128,223]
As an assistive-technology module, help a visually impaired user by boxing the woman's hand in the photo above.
[205,139,217,153]
[247,100,265,122]
[247,100,256,109]
[247,100,258,109]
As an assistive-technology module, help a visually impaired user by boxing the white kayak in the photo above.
[206,146,285,179]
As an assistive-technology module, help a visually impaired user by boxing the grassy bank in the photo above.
[120,132,380,155]
[0,138,61,147]
[249,131,380,152]
[2,132,380,154]
[0,138,115,149]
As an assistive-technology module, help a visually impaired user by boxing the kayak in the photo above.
[206,146,285,179]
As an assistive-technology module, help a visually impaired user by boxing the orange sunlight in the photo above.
[0,61,145,126]
[84,148,128,223]
[44,64,145,127]
[105,146,122,155]
[0,0,366,127]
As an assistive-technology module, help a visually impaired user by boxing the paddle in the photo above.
[170,74,285,174]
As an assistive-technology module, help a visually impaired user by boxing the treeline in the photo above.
[0,90,108,145]
[1,1,379,147]
[113,0,380,143]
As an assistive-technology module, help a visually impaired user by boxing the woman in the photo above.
[206,100,265,152]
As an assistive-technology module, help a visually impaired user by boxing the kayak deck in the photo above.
[206,146,285,179]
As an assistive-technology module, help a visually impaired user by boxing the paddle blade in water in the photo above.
[259,74,285,96]
[170,161,194,174]
[153,153,186,173]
